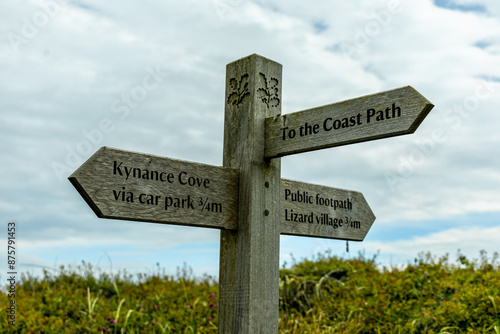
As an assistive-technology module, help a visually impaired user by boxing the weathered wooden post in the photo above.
[219,54,282,333]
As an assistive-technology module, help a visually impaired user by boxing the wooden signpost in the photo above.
[280,179,375,241]
[70,54,433,333]
[265,85,434,158]
[69,147,239,230]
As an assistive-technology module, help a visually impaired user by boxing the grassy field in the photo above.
[1,250,499,333]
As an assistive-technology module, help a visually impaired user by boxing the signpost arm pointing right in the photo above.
[264,85,434,158]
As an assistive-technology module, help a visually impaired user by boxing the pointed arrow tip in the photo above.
[68,147,109,218]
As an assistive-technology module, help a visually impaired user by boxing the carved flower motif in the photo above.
[257,72,280,108]
[227,74,250,106]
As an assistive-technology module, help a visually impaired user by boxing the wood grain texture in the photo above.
[69,147,239,230]
[280,179,375,241]
[265,86,434,158]
[219,54,282,334]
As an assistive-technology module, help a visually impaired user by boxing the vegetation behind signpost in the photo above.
[2,250,499,333]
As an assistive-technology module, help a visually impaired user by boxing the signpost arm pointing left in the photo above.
[219,54,282,333]
[68,147,239,229]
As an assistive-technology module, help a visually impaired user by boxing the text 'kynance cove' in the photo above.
[112,161,211,188]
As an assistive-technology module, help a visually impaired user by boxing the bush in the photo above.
[1,251,499,333]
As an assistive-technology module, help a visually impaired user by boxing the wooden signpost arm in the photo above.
[219,54,282,333]
[264,86,434,158]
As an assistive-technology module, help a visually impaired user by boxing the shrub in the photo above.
[1,251,499,333]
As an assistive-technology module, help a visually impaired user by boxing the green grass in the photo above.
[1,250,499,333]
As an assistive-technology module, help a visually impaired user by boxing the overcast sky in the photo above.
[1,0,499,281]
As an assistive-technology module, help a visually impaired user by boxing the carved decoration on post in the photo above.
[227,73,250,106]
[257,72,280,108]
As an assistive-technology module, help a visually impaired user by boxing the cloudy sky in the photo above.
[1,0,499,281]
